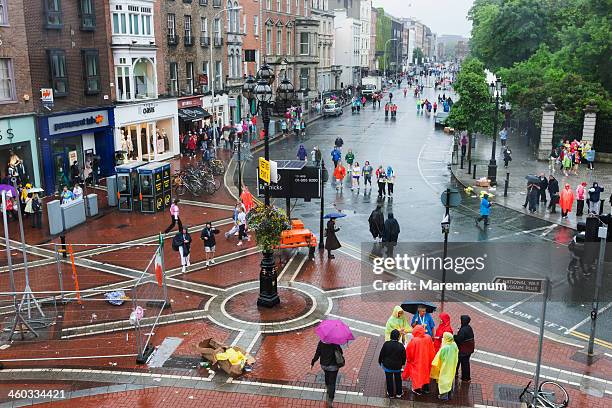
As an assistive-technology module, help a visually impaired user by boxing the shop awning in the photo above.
[178,107,211,121]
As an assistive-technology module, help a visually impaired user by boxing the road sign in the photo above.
[440,188,461,207]
[258,157,270,184]
[493,276,544,293]
[258,166,321,199]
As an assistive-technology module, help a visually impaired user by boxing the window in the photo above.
[142,14,151,35]
[199,0,208,4]
[213,0,221,6]
[214,60,221,89]
[48,49,67,96]
[276,29,282,55]
[277,0,281,12]
[266,0,271,11]
[243,15,246,34]
[169,62,178,95]
[184,15,192,43]
[45,0,62,28]
[299,32,309,55]
[233,2,239,33]
[286,0,291,14]
[82,49,100,95]
[0,59,15,101]
[228,51,234,77]
[253,16,259,36]
[186,62,194,94]
[227,1,233,32]
[129,12,139,34]
[286,30,291,54]
[202,61,209,91]
[201,17,208,35]
[80,0,95,30]
[167,14,176,36]
[266,28,272,55]
[116,65,131,100]
[213,18,220,40]
[0,0,8,25]
[295,0,300,16]
[300,67,308,89]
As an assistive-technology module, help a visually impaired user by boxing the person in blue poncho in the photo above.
[411,305,435,337]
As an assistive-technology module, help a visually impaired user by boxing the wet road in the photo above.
[240,85,612,349]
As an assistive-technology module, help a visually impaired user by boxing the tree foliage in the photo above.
[412,48,424,65]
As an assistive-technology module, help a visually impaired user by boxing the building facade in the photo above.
[311,0,334,93]
[334,9,360,89]
[358,0,371,76]
[25,0,115,194]
[0,0,40,187]
[369,7,377,73]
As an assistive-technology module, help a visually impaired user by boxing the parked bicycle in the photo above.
[172,164,221,197]
[519,380,569,408]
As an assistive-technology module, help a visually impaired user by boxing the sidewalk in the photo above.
[451,131,612,229]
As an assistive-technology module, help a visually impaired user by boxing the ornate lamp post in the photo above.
[242,63,294,307]
[487,76,507,185]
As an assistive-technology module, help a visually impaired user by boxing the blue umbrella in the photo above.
[0,184,17,198]
[400,301,437,314]
[323,212,346,219]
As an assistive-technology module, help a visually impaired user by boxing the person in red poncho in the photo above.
[402,325,435,395]
[433,312,453,353]
[240,186,254,213]
[559,183,575,219]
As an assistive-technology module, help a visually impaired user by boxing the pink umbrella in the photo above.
[315,319,355,345]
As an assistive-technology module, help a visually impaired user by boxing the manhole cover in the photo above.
[163,356,201,370]
[494,384,524,402]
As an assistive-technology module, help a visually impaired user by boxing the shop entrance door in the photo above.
[51,136,83,192]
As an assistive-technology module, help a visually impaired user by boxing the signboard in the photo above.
[492,277,544,293]
[259,166,321,199]
[48,110,109,135]
[258,157,270,184]
[440,188,461,207]
[199,74,208,86]
[41,88,54,108]
[178,96,203,108]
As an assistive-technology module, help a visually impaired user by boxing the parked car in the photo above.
[434,111,449,128]
[323,102,343,117]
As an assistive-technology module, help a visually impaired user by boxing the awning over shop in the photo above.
[178,107,211,121]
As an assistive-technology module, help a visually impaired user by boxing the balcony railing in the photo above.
[200,36,211,47]
[80,14,96,31]
[213,36,223,47]
[167,34,179,46]
[184,35,194,46]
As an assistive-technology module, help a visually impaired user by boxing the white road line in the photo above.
[275,253,296,281]
[327,313,385,330]
[0,354,138,362]
[246,332,261,353]
[499,292,540,315]
[289,255,308,282]
[565,302,612,334]
[230,330,245,347]
[227,379,362,396]
[540,224,557,236]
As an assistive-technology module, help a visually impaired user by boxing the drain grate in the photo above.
[494,384,524,402]
[163,356,201,370]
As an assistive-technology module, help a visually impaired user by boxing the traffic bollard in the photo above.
[473,164,477,179]
[504,172,510,197]
[468,159,472,174]
[60,232,67,259]
[460,155,464,169]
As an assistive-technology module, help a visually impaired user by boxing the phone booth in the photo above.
[162,163,172,209]
[115,161,144,212]
[137,162,168,213]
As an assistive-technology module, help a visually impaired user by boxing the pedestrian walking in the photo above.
[362,161,373,190]
[499,127,508,147]
[382,213,400,244]
[547,176,560,214]
[549,148,559,174]
[297,144,308,161]
[475,193,491,226]
[562,152,572,176]
[385,305,412,342]
[585,146,595,170]
[368,205,385,241]
[200,222,220,267]
[240,186,254,213]
[433,312,453,353]
[379,329,407,399]
[376,166,387,197]
[560,183,575,219]
[351,162,361,191]
[333,162,346,192]
[411,305,435,337]
[281,119,288,135]
[454,315,475,382]
[331,147,341,168]
[30,193,42,228]
[172,227,192,273]
[402,325,435,396]
[164,199,183,234]
[502,146,512,168]
[386,166,395,196]
[236,206,250,246]
[344,149,355,170]
[431,332,459,400]
[587,182,604,214]
[460,132,468,161]
[325,218,341,259]
[311,340,344,407]
[527,182,540,213]
[539,173,548,204]
[576,182,587,216]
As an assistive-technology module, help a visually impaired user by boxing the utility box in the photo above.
[47,199,63,235]
[107,175,118,207]
[85,194,98,217]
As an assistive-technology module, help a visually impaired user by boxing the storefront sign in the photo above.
[40,88,54,108]
[178,97,203,109]
[139,103,157,115]
[198,74,208,86]
[114,100,179,126]
[0,127,13,141]
[48,110,109,135]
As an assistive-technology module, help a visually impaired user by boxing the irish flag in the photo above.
[154,249,163,287]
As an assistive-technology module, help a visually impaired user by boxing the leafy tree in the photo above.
[412,48,424,65]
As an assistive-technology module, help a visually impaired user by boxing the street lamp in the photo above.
[209,6,242,147]
[242,63,294,308]
[383,38,398,81]
[487,77,507,185]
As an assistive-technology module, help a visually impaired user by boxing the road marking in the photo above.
[228,379,362,396]
[246,332,261,353]
[0,354,138,362]
[565,302,612,334]
[276,253,296,281]
[289,255,309,282]
[499,292,541,315]
[540,224,557,236]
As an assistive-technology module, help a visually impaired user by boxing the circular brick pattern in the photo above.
[224,288,313,323]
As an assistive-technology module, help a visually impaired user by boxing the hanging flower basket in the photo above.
[246,205,290,251]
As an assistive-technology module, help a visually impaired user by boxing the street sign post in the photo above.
[440,188,461,207]
[440,188,460,310]
[258,157,270,184]
[493,276,549,395]
[258,165,321,200]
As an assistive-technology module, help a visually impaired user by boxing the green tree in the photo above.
[412,48,424,65]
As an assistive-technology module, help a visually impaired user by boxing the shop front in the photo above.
[113,99,179,165]
[202,94,229,128]
[39,108,115,195]
[177,96,211,134]
[0,115,40,187]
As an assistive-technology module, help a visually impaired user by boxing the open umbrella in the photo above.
[315,319,354,345]
[525,175,540,184]
[400,301,437,315]
[323,212,346,219]
[0,184,17,198]
[28,187,44,194]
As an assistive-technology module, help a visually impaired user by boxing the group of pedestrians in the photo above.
[368,205,400,245]
[549,139,595,176]
[329,145,386,195]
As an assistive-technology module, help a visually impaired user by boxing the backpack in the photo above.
[171,235,181,251]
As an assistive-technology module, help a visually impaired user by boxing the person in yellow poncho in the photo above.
[430,332,459,400]
[385,306,411,343]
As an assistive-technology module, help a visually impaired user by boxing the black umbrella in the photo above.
[525,175,540,184]
[400,301,437,315]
